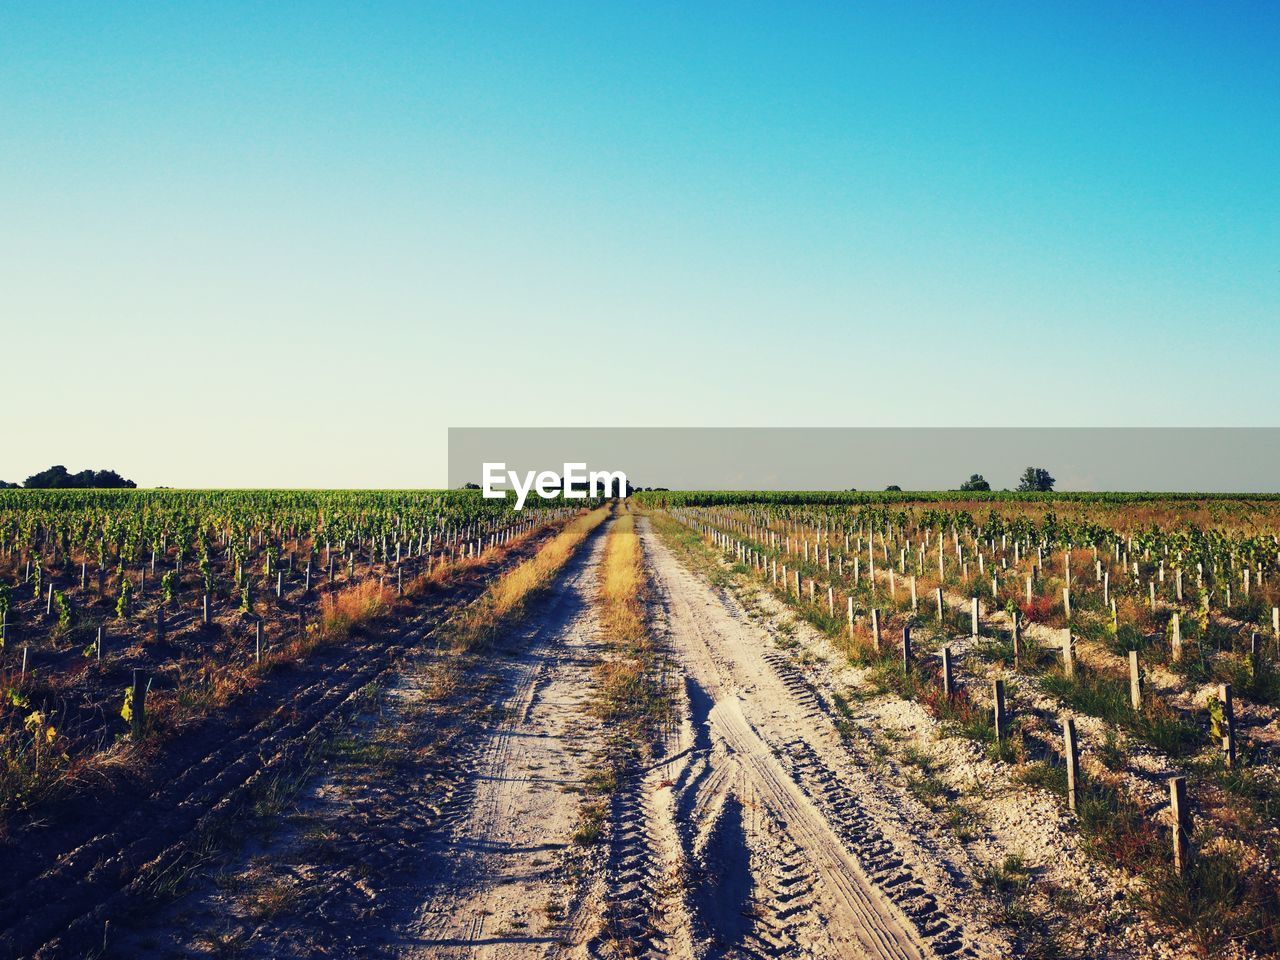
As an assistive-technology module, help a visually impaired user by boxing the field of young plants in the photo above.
[0,489,580,958]
[638,491,1280,958]
[1,489,1277,960]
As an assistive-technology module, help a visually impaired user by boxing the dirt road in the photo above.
[393,516,985,959]
[599,519,981,960]
[118,515,995,960]
[399,523,610,956]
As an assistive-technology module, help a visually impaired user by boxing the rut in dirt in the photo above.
[588,518,985,960]
[390,518,615,958]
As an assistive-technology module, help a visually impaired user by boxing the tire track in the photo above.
[399,521,612,958]
[640,517,972,960]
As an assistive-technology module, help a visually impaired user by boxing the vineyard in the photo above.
[0,489,583,957]
[636,492,1280,957]
[0,489,1277,959]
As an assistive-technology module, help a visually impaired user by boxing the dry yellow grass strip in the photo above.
[599,511,646,653]
[592,506,668,743]
[449,506,610,652]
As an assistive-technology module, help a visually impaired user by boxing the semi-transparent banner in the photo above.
[447,428,1280,493]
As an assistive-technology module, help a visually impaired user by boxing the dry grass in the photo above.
[314,580,394,646]
[589,508,668,759]
[598,512,647,655]
[448,507,610,653]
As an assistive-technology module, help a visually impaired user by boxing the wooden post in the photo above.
[1170,613,1182,662]
[1129,650,1142,710]
[971,597,979,639]
[935,587,944,623]
[901,624,912,672]
[941,646,953,697]
[1169,776,1191,876]
[202,593,210,625]
[96,625,103,661]
[1012,613,1022,671]
[1063,714,1080,813]
[1062,586,1071,621]
[131,669,147,740]
[992,679,1007,742]
[255,620,263,665]
[871,608,881,651]
[1220,683,1236,768]
[1062,631,1075,680]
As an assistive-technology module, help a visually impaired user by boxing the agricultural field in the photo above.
[1,490,1278,959]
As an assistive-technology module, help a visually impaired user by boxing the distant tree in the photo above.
[24,465,136,489]
[462,482,482,489]
[959,474,991,492]
[1016,467,1055,493]
[90,469,135,488]
[884,484,902,492]
[24,465,72,488]
[0,480,17,489]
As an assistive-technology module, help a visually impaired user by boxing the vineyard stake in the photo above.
[1063,714,1080,813]
[1219,683,1236,768]
[941,646,953,697]
[1169,776,1191,875]
[1129,651,1142,710]
[992,679,1007,742]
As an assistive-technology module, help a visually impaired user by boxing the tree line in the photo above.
[1,465,137,489]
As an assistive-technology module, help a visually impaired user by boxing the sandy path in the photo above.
[399,526,612,958]
[632,518,976,960]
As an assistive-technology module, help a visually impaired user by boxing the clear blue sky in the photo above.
[2,2,1276,487]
